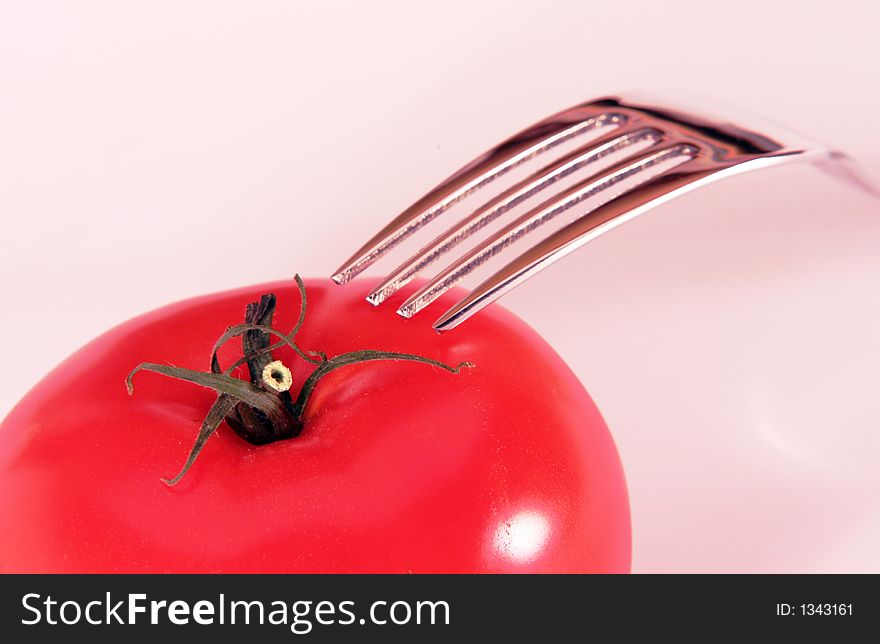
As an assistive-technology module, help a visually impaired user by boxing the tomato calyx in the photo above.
[126,275,474,486]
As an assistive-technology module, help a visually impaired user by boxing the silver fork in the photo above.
[331,92,875,332]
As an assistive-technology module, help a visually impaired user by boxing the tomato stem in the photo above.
[126,275,473,486]
[290,351,473,420]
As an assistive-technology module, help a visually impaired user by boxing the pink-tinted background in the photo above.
[1,1,879,572]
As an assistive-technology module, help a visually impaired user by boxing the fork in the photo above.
[331,93,875,332]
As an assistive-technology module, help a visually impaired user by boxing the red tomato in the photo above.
[0,279,630,572]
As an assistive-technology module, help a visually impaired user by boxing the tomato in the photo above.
[0,279,630,572]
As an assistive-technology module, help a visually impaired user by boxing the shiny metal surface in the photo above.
[332,93,875,331]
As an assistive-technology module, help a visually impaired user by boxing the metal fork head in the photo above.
[331,93,856,332]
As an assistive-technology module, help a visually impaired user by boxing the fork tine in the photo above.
[331,107,627,284]
[364,125,665,306]
[431,160,753,332]
[397,143,699,319]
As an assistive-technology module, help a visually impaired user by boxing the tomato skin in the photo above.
[0,280,630,572]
